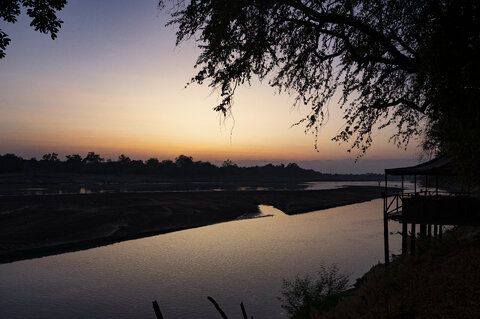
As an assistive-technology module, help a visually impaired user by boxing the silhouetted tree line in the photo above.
[0,152,384,181]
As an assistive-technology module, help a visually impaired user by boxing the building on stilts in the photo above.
[383,156,480,265]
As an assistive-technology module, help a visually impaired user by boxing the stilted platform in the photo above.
[382,157,480,265]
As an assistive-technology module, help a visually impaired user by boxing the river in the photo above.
[0,198,402,318]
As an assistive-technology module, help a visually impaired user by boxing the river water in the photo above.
[0,198,402,319]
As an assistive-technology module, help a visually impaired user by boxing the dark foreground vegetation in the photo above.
[0,153,383,182]
[299,226,480,319]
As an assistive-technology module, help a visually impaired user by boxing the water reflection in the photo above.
[0,199,401,319]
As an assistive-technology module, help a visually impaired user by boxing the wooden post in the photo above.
[411,223,416,255]
[385,173,388,197]
[401,175,404,194]
[384,172,389,265]
[152,301,164,319]
[208,296,229,319]
[420,224,426,238]
[384,215,389,265]
[240,302,248,319]
[425,175,428,194]
[396,193,399,214]
[401,174,406,255]
[434,224,438,237]
[439,225,443,239]
[402,221,408,255]
[384,197,389,265]
[428,224,432,238]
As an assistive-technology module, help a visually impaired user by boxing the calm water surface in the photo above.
[0,199,401,318]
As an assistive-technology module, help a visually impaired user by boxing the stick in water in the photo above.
[207,296,229,319]
[152,300,164,319]
[240,302,248,319]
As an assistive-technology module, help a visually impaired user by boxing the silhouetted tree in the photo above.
[162,0,480,184]
[0,0,67,59]
[83,152,104,164]
[129,160,144,173]
[175,155,194,168]
[65,154,82,172]
[118,154,131,164]
[0,152,390,181]
[146,157,159,166]
[66,154,82,162]
[0,153,23,172]
[39,153,59,170]
[286,163,300,170]
[41,153,59,162]
[157,159,174,176]
[222,159,237,168]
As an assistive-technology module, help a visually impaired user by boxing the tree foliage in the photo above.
[41,152,59,162]
[0,152,386,181]
[161,0,480,183]
[0,0,67,58]
[83,151,104,164]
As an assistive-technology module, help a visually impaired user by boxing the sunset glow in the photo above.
[0,0,418,169]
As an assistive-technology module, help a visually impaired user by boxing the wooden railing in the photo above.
[384,193,402,218]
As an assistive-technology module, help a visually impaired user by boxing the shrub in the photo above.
[279,264,349,318]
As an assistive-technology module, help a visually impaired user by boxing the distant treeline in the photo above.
[0,153,384,181]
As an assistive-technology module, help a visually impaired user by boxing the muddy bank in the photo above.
[0,186,393,263]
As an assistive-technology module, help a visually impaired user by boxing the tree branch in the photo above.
[283,16,407,67]
[284,1,416,66]
[390,33,417,58]
[370,98,429,113]
[207,296,229,319]
[317,28,406,67]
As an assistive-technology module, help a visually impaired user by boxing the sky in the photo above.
[0,0,421,173]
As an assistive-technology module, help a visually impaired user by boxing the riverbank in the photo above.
[312,226,480,318]
[0,186,394,263]
[0,171,385,196]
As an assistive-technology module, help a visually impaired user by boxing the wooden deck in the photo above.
[402,195,480,225]
[383,192,480,264]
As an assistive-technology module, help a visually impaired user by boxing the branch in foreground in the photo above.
[152,300,164,319]
[152,297,254,318]
[207,296,229,319]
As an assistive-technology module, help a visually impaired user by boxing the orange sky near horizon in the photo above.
[0,0,419,164]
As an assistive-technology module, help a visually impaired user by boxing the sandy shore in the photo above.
[0,186,394,263]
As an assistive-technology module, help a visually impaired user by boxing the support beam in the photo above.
[384,195,390,265]
[420,224,426,238]
[385,173,388,197]
[402,221,408,255]
[410,223,416,255]
[401,175,404,194]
